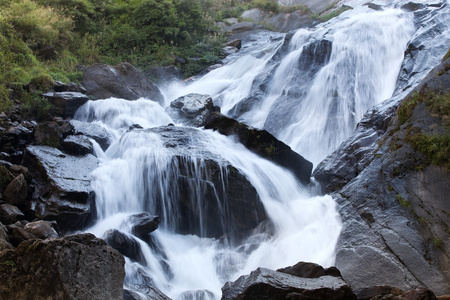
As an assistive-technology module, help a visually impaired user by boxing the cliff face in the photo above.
[314,54,450,294]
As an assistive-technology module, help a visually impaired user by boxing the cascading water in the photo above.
[76,1,450,299]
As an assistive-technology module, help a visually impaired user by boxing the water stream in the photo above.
[77,1,450,299]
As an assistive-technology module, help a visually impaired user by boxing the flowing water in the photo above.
[77,1,450,299]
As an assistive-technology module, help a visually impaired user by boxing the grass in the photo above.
[396,194,411,208]
[407,133,450,169]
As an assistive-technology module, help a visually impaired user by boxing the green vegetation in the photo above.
[396,194,411,208]
[312,5,352,22]
[407,133,450,168]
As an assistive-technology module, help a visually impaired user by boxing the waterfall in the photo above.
[77,1,450,299]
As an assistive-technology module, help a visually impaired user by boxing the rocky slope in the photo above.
[314,51,450,295]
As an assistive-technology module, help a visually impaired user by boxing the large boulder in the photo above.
[70,120,113,150]
[165,93,220,127]
[3,173,27,207]
[128,213,160,241]
[0,233,125,300]
[204,112,312,184]
[79,63,164,104]
[23,146,99,232]
[104,229,145,264]
[221,267,356,300]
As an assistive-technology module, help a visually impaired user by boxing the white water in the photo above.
[77,1,448,299]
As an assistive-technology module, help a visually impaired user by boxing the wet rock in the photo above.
[204,112,313,184]
[70,119,112,150]
[62,135,94,155]
[124,285,171,300]
[23,220,59,239]
[79,62,164,105]
[221,267,356,300]
[166,93,220,127]
[0,164,14,192]
[0,233,125,300]
[226,39,242,49]
[43,92,90,118]
[277,261,341,278]
[355,286,404,300]
[23,146,98,232]
[3,174,27,207]
[128,213,160,241]
[104,229,145,264]
[0,221,13,251]
[222,46,239,56]
[402,288,438,300]
[179,290,215,300]
[53,81,87,94]
[8,164,29,179]
[144,65,183,83]
[0,204,25,224]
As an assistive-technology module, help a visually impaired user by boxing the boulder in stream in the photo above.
[23,146,99,232]
[166,93,220,127]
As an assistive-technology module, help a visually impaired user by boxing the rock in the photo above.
[402,289,438,300]
[23,146,99,232]
[53,81,87,94]
[70,119,112,150]
[166,93,220,127]
[277,261,341,278]
[144,66,183,83]
[3,174,27,207]
[79,62,164,105]
[8,164,29,179]
[62,135,94,155]
[222,46,239,56]
[204,112,313,184]
[23,220,59,239]
[354,286,404,300]
[128,213,160,241]
[0,204,25,224]
[124,286,171,300]
[0,164,14,192]
[226,39,242,49]
[6,222,35,246]
[0,222,13,251]
[34,122,63,148]
[0,233,125,300]
[278,0,336,14]
[104,229,145,264]
[43,92,90,118]
[221,267,356,300]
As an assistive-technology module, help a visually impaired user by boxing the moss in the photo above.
[312,5,352,22]
[396,194,411,208]
[442,47,450,62]
[20,94,52,121]
[433,237,443,249]
[0,165,13,191]
[2,260,15,268]
[407,133,450,169]
[387,184,394,191]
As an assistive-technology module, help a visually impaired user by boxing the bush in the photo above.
[0,85,12,113]
[20,93,52,121]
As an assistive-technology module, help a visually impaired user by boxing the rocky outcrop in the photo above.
[128,212,160,241]
[23,146,99,232]
[43,92,90,118]
[70,119,113,150]
[0,233,125,300]
[314,51,450,293]
[105,229,145,264]
[221,266,356,300]
[79,63,164,104]
[165,93,220,127]
[204,112,313,184]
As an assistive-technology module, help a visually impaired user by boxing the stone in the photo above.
[23,146,99,232]
[204,112,313,184]
[34,122,63,149]
[226,39,242,49]
[221,267,356,300]
[0,222,13,251]
[62,135,94,155]
[104,229,145,264]
[43,92,90,118]
[0,204,25,225]
[70,120,112,150]
[53,81,87,94]
[144,65,183,83]
[23,220,59,239]
[0,233,125,300]
[277,261,341,278]
[79,62,164,105]
[354,286,404,300]
[7,222,35,246]
[165,93,220,127]
[402,288,438,300]
[128,213,160,241]
[3,173,27,207]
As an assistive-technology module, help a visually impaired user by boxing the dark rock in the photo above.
[8,164,29,179]
[0,222,13,251]
[402,289,438,300]
[128,213,160,241]
[0,164,14,192]
[166,93,220,127]
[62,135,94,155]
[0,204,25,224]
[23,146,98,232]
[277,261,341,279]
[365,3,383,11]
[221,267,356,300]
[401,2,426,12]
[222,46,239,56]
[104,229,145,264]
[144,65,183,83]
[204,113,312,184]
[226,39,242,49]
[79,62,164,104]
[70,119,112,150]
[6,222,34,246]
[0,233,125,300]
[34,122,63,148]
[43,92,90,118]
[23,220,59,239]
[53,81,87,94]
[298,39,333,72]
[355,286,404,300]
[179,290,215,300]
[3,174,27,207]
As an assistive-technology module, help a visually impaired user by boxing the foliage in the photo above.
[407,133,450,169]
[0,85,12,113]
[312,5,352,22]
[442,47,450,62]
[396,194,411,208]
